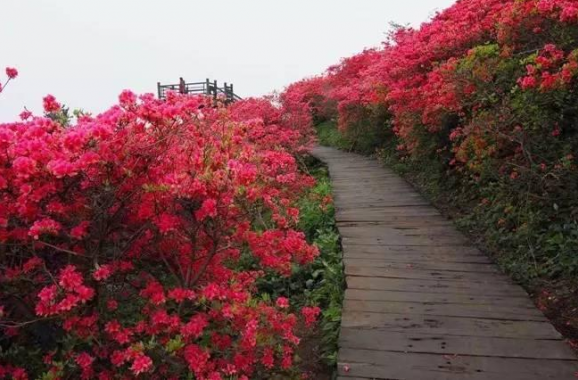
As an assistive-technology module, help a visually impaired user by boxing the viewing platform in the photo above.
[157,78,242,103]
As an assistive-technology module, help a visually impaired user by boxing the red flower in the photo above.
[12,156,37,179]
[19,110,32,120]
[75,285,95,302]
[195,198,218,221]
[5,67,18,79]
[75,352,94,370]
[59,265,83,291]
[156,213,181,234]
[110,350,128,366]
[168,288,195,302]
[119,90,137,107]
[93,264,113,281]
[11,368,28,380]
[42,94,61,112]
[183,345,209,374]
[181,314,209,338]
[519,76,537,90]
[71,221,91,240]
[140,281,166,305]
[301,306,321,327]
[47,159,77,178]
[29,219,61,240]
[130,354,153,375]
[262,347,275,369]
[276,297,290,309]
[560,5,578,22]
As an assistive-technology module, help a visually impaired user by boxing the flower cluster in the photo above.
[518,45,578,91]
[0,91,320,378]
[0,66,18,94]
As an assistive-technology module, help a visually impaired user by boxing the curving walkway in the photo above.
[312,146,578,380]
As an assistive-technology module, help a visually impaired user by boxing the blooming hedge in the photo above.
[0,90,320,379]
[284,0,578,278]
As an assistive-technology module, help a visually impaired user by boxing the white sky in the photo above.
[1,0,455,121]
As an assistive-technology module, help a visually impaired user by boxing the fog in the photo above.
[1,0,456,121]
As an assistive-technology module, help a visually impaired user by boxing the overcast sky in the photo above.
[1,0,455,121]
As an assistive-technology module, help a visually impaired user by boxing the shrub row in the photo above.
[283,0,578,284]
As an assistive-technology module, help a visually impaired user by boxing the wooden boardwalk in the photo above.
[312,146,578,380]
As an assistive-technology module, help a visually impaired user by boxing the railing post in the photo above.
[158,79,239,101]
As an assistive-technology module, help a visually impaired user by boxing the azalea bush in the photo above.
[284,0,578,281]
[0,90,321,379]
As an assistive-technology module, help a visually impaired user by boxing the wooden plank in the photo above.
[340,311,559,339]
[344,289,538,308]
[336,206,442,217]
[343,253,491,263]
[334,193,426,200]
[343,259,499,273]
[342,244,484,256]
[343,299,545,321]
[332,186,422,192]
[346,277,528,297]
[341,245,492,263]
[342,253,491,263]
[339,328,576,360]
[344,266,512,283]
[339,225,467,237]
[342,236,471,246]
[331,178,407,184]
[337,349,578,380]
[337,219,455,227]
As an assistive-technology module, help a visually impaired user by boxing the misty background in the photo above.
[1,0,455,121]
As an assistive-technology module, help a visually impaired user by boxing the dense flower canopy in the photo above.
[284,0,578,160]
[0,91,318,379]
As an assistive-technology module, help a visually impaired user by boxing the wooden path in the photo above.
[312,146,578,380]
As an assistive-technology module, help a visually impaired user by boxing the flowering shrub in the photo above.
[280,78,334,126]
[0,67,18,94]
[284,0,578,279]
[0,91,321,379]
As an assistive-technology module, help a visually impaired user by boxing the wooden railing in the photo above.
[157,78,242,103]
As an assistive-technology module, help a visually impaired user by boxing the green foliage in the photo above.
[296,162,344,366]
[256,157,344,367]
[342,105,391,154]
[315,107,392,155]
[315,120,351,151]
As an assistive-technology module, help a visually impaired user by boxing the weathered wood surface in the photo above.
[312,146,578,380]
